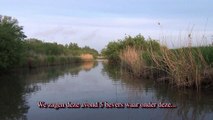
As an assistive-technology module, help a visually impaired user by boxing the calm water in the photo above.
[0,61,212,120]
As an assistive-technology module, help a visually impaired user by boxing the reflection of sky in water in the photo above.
[0,61,212,120]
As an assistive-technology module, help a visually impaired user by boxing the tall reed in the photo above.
[149,46,207,89]
[119,46,146,77]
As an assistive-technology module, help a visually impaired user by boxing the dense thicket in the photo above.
[0,15,98,70]
[101,34,160,63]
[23,38,98,57]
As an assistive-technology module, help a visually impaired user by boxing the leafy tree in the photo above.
[68,43,80,50]
[0,15,26,69]
[102,41,122,63]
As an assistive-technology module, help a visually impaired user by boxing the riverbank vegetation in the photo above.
[102,34,213,89]
[22,39,98,68]
[0,15,98,71]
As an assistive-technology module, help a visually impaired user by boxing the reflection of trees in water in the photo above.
[23,64,82,85]
[23,61,97,85]
[19,61,98,96]
[102,62,154,89]
[154,85,213,120]
[0,75,29,120]
[101,62,121,81]
[102,63,213,120]
[81,61,98,72]
[0,61,98,119]
[102,62,153,101]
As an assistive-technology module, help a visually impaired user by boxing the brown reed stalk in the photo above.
[150,45,207,89]
[119,46,146,77]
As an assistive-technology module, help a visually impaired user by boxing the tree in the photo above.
[0,15,26,69]
[68,42,80,50]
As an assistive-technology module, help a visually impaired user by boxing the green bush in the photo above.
[199,46,213,65]
[0,15,26,70]
[102,34,160,64]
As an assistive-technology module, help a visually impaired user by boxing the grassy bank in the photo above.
[21,55,82,68]
[102,34,213,89]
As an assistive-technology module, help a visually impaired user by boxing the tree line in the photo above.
[0,15,98,70]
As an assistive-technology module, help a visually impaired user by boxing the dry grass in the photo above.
[117,44,211,89]
[119,46,146,77]
[80,54,94,61]
[150,46,207,89]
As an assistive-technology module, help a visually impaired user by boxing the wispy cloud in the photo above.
[1,0,212,51]
[34,26,78,37]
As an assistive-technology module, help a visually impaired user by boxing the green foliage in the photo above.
[198,46,213,65]
[23,39,99,58]
[68,43,80,50]
[102,41,122,62]
[122,34,146,49]
[171,46,213,66]
[68,43,81,56]
[23,39,67,56]
[0,15,99,70]
[102,34,160,63]
[81,46,99,58]
[22,39,98,67]
[0,15,26,69]
[24,55,82,67]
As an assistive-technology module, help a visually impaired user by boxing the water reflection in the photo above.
[0,61,97,120]
[154,86,213,120]
[0,75,29,120]
[102,63,213,120]
[81,61,98,71]
[0,61,212,120]
[23,61,97,84]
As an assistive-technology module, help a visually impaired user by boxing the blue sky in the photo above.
[1,0,213,51]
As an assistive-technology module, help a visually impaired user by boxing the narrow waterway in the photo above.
[0,61,212,120]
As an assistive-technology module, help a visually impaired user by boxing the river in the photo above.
[0,61,212,120]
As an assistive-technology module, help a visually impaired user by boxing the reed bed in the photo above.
[103,34,213,89]
[149,45,209,89]
[119,47,146,77]
[119,45,212,89]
